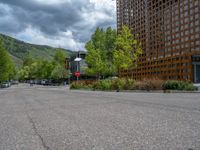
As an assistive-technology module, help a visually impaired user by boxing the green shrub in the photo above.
[163,80,195,91]
[112,78,126,90]
[70,79,196,91]
[92,79,112,90]
[70,81,93,90]
[125,78,136,90]
[163,80,179,90]
[111,78,136,90]
[70,78,136,91]
[70,82,82,89]
[184,84,196,91]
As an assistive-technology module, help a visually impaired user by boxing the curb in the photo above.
[70,89,200,94]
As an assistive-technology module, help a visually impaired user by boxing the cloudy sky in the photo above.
[0,0,116,51]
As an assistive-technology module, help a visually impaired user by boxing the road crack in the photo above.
[27,114,50,150]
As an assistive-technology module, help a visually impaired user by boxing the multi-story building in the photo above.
[117,0,200,83]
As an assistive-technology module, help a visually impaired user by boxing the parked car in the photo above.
[1,81,11,88]
[41,80,47,85]
[12,80,19,85]
[33,80,41,85]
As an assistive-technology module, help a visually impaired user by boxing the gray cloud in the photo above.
[0,0,116,50]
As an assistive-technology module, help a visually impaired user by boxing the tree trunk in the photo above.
[96,73,101,81]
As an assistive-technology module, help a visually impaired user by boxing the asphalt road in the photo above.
[0,84,200,150]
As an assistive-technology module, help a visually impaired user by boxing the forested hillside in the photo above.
[0,33,73,67]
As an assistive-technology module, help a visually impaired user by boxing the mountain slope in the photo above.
[0,33,73,67]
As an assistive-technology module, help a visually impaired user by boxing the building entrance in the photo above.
[194,64,200,83]
[193,56,200,83]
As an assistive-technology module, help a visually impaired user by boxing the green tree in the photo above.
[41,61,55,79]
[23,55,35,66]
[37,60,55,79]
[51,49,69,79]
[18,48,69,81]
[18,66,30,80]
[105,27,117,60]
[19,59,56,80]
[0,41,14,83]
[51,64,67,80]
[114,25,143,78]
[11,67,19,80]
[85,42,107,79]
[85,27,117,79]
[54,49,68,65]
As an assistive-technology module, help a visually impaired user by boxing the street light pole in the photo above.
[74,57,82,81]
[77,61,79,81]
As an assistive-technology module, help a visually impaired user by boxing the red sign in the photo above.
[75,72,81,77]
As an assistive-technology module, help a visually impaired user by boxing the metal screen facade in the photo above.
[117,0,200,82]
